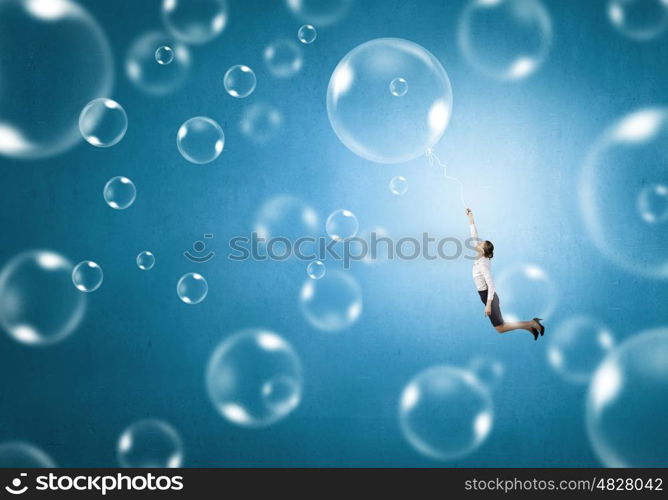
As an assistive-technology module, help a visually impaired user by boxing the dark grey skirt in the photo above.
[478,290,504,327]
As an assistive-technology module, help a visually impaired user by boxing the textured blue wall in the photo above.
[0,0,666,467]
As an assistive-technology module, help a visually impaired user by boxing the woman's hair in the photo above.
[482,240,494,259]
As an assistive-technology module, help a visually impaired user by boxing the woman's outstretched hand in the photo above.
[466,208,474,223]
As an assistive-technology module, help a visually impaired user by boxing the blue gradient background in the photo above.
[0,0,667,467]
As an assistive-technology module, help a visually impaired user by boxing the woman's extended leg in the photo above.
[495,320,539,335]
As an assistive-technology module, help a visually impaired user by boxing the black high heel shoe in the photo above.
[533,318,545,336]
[530,327,539,341]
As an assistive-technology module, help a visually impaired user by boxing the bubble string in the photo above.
[425,148,467,208]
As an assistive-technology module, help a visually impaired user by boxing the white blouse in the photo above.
[470,224,496,302]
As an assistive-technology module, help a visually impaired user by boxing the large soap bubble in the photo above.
[126,31,191,96]
[299,271,362,332]
[608,0,668,41]
[327,38,453,164]
[548,316,615,384]
[0,250,86,346]
[0,0,112,160]
[579,108,668,278]
[496,264,556,322]
[399,365,494,461]
[206,329,303,428]
[118,419,183,468]
[457,0,553,81]
[0,442,56,467]
[586,328,668,467]
[162,0,228,45]
[286,0,351,26]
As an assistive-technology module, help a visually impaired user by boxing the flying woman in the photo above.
[466,209,545,341]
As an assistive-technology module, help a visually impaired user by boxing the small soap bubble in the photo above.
[79,98,128,148]
[286,0,351,26]
[299,271,362,332]
[298,24,317,44]
[136,251,155,271]
[264,39,303,78]
[162,0,229,45]
[224,65,257,98]
[390,77,408,97]
[72,261,103,293]
[240,103,284,144]
[155,45,174,65]
[326,209,359,241]
[177,116,225,164]
[608,0,668,41]
[457,0,553,81]
[637,184,668,224]
[390,176,408,195]
[117,419,183,468]
[104,176,136,210]
[307,260,326,279]
[126,31,191,96]
[177,273,208,304]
